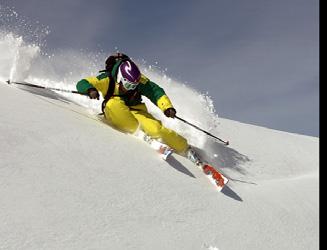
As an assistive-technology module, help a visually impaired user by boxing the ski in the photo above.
[99,119,227,190]
[143,134,228,190]
[201,163,228,191]
[157,144,174,160]
[136,130,174,160]
[186,147,228,191]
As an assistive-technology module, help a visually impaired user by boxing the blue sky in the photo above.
[1,0,319,136]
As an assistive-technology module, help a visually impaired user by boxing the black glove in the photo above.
[164,108,176,118]
[87,88,100,100]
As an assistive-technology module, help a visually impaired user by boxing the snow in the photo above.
[0,32,319,250]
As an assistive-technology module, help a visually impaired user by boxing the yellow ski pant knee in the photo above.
[104,98,188,153]
[104,97,139,133]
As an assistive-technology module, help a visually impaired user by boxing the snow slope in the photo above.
[0,25,319,249]
[0,80,319,250]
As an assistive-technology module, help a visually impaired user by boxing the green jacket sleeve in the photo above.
[138,80,166,105]
[76,79,94,94]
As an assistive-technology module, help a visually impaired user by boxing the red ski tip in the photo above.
[202,164,228,190]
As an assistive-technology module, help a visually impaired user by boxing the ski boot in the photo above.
[186,146,202,166]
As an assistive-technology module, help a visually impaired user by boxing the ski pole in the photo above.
[6,79,86,95]
[175,115,229,145]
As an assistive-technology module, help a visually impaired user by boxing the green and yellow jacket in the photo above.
[76,64,174,112]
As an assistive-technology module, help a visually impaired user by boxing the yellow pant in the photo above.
[104,97,188,153]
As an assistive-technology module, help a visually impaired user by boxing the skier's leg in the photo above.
[131,104,188,154]
[104,97,139,133]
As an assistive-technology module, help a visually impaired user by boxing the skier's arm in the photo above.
[138,75,174,112]
[76,73,110,97]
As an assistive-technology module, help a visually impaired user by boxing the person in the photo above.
[76,53,201,164]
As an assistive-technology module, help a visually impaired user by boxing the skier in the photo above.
[76,53,201,164]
